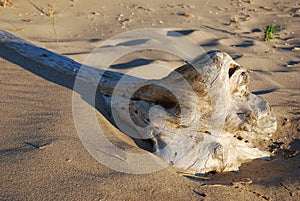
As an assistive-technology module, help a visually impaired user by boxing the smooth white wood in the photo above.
[0,30,277,173]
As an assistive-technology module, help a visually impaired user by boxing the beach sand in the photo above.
[0,0,299,200]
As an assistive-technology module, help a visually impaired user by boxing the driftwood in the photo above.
[0,30,276,173]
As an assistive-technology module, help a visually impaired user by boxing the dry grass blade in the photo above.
[26,0,58,42]
[0,0,13,7]
[26,0,56,17]
[47,0,56,17]
[26,0,45,15]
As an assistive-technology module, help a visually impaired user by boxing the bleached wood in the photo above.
[0,30,276,173]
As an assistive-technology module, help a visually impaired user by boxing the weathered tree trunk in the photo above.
[0,30,276,173]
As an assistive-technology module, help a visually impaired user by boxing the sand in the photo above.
[0,0,299,200]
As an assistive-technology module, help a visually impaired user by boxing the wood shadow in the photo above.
[0,33,168,152]
[252,88,278,95]
[110,58,153,69]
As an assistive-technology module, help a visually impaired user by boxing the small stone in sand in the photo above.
[284,150,299,158]
[38,146,46,150]
[292,47,300,51]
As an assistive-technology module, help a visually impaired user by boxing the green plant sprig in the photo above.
[264,24,281,42]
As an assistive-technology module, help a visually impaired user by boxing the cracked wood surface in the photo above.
[0,30,276,173]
